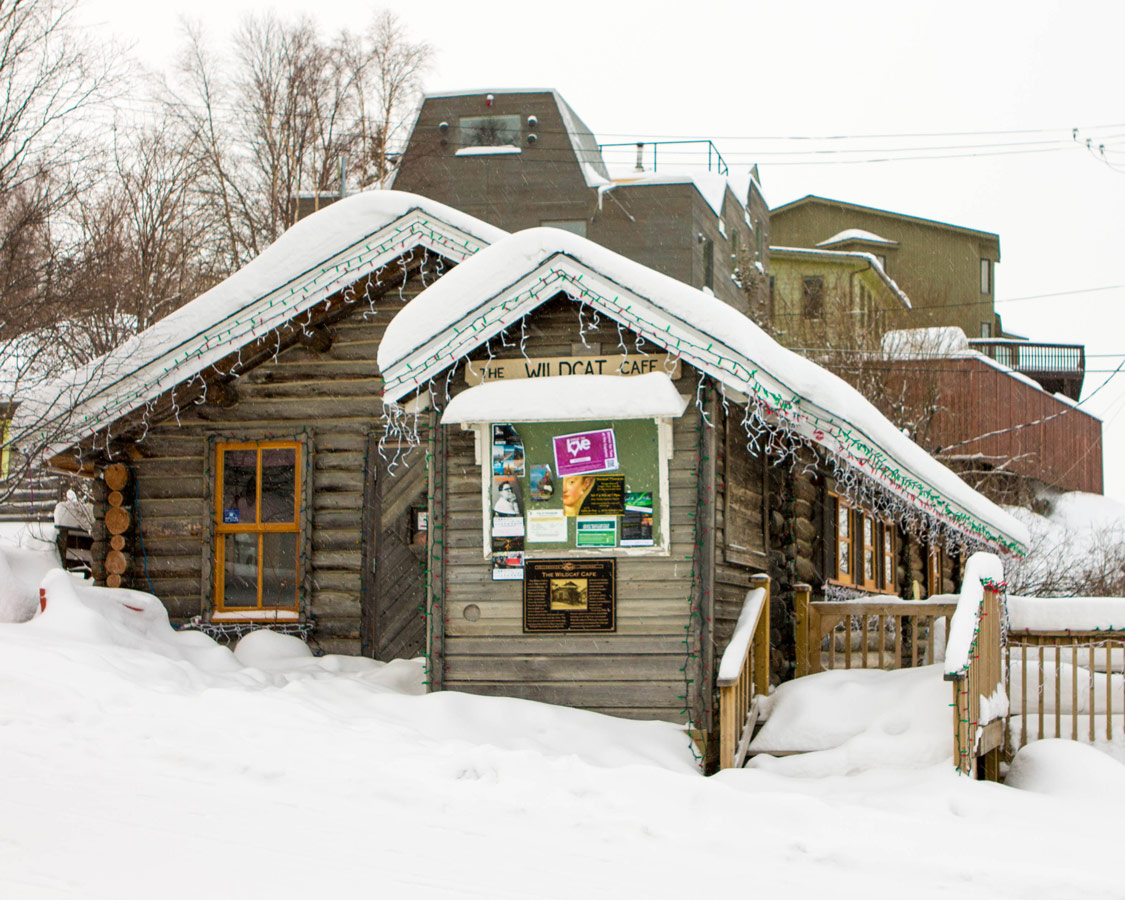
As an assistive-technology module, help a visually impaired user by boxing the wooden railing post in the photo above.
[793,582,811,677]
[751,573,771,694]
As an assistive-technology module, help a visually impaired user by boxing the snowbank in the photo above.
[1007,739,1125,798]
[746,665,951,775]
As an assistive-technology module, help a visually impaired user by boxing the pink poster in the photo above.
[552,428,619,477]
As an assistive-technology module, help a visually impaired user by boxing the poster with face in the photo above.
[492,476,523,516]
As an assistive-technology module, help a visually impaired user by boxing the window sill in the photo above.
[212,610,299,622]
[455,145,521,157]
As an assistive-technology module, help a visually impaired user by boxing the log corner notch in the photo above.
[102,462,131,589]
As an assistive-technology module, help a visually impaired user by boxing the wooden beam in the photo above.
[298,325,333,354]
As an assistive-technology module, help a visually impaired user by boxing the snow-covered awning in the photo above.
[379,227,1029,555]
[441,373,689,425]
[13,191,506,458]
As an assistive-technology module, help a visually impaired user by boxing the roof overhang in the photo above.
[13,192,505,458]
[379,228,1028,555]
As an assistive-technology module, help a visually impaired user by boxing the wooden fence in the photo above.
[793,584,957,677]
[716,574,771,771]
[1006,631,1125,752]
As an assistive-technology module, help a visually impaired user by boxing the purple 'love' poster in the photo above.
[552,428,619,477]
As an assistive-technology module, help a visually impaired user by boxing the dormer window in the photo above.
[460,115,520,148]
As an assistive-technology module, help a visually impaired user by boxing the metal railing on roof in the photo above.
[597,139,730,176]
[968,339,1085,374]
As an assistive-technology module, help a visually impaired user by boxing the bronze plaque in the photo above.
[523,559,616,633]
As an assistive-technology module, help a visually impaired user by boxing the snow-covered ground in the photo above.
[3,545,1125,897]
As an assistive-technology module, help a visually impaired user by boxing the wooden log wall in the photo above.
[711,397,772,693]
[98,271,433,655]
[434,296,709,723]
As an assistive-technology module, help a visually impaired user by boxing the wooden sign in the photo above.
[523,558,616,633]
[465,354,680,386]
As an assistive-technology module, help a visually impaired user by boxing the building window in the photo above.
[861,513,877,589]
[214,441,301,612]
[927,545,944,597]
[703,238,714,290]
[460,115,520,148]
[980,258,992,294]
[878,521,896,591]
[980,322,992,339]
[803,276,824,318]
[834,495,852,584]
[540,219,587,237]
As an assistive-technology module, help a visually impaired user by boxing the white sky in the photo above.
[80,0,1125,500]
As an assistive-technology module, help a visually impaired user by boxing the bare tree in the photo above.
[167,9,431,273]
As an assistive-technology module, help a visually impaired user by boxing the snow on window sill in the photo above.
[212,610,299,622]
[455,145,522,157]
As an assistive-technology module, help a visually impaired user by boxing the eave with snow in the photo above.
[379,228,1027,555]
[12,191,506,463]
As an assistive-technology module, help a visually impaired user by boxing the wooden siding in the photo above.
[888,356,1103,495]
[97,274,434,656]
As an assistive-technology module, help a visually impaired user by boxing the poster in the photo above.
[527,509,567,542]
[575,517,618,548]
[621,491,654,547]
[529,464,555,501]
[492,550,525,581]
[492,515,525,537]
[620,512,654,547]
[562,474,625,517]
[492,424,525,476]
[523,559,616,633]
[552,427,618,478]
[492,475,523,516]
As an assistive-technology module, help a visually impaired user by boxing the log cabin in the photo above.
[13,191,1028,766]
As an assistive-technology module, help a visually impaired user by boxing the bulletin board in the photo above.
[484,417,666,561]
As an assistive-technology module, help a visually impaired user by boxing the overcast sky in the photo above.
[81,0,1125,500]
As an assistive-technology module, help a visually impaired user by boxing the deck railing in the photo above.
[716,574,771,770]
[968,339,1085,375]
[793,585,957,677]
[944,575,1006,779]
[1005,629,1125,752]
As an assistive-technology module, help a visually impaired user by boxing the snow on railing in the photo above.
[945,553,1008,778]
[717,574,771,771]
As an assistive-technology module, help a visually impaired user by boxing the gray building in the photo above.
[391,89,769,315]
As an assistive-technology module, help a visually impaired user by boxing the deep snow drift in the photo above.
[3,548,1125,897]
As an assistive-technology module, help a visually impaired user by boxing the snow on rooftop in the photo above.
[771,246,911,309]
[882,326,971,360]
[12,191,506,457]
[605,169,733,218]
[379,227,1028,553]
[818,228,898,247]
[442,372,688,424]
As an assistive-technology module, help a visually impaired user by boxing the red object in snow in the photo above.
[39,587,47,612]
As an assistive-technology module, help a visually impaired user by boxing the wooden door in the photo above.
[361,436,428,661]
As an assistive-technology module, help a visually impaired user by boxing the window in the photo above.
[702,238,714,290]
[803,276,824,318]
[214,441,301,612]
[860,513,876,589]
[980,258,992,294]
[927,545,944,597]
[460,115,520,148]
[540,219,587,237]
[834,495,852,584]
[834,497,897,593]
[878,521,896,591]
[980,322,993,339]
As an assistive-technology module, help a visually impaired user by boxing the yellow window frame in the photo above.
[214,440,302,612]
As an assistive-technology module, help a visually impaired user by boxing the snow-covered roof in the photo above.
[442,372,688,424]
[882,327,971,360]
[770,246,911,310]
[13,191,506,457]
[604,170,734,218]
[379,228,1028,554]
[817,228,898,247]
